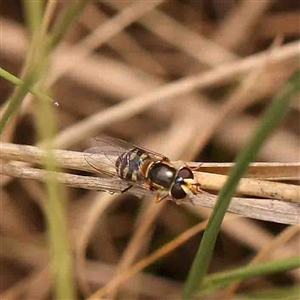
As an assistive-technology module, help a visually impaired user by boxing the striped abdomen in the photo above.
[115,148,151,182]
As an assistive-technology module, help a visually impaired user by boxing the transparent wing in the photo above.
[92,136,169,161]
[84,136,136,178]
[92,136,133,152]
[84,146,120,178]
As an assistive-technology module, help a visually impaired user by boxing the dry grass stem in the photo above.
[212,0,274,51]
[1,142,299,201]
[86,215,241,300]
[1,143,299,225]
[0,267,51,300]
[189,162,300,180]
[75,193,117,296]
[261,12,300,38]
[108,0,237,66]
[50,0,165,85]
[51,40,300,149]
[0,236,182,299]
[194,171,299,202]
[40,0,58,37]
[80,3,166,75]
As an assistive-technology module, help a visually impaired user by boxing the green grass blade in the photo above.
[197,256,300,297]
[37,98,76,300]
[0,68,54,104]
[47,0,86,49]
[183,70,300,299]
[1,0,45,134]
[243,286,300,300]
[21,1,77,299]
[0,69,38,134]
[0,1,84,134]
[23,0,44,35]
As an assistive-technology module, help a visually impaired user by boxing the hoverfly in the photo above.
[84,136,200,204]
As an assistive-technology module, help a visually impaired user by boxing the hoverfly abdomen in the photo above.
[116,148,151,183]
[115,152,128,180]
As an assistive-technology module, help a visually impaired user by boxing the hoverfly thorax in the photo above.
[147,161,177,190]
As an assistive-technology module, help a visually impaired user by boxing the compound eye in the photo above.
[177,167,193,179]
[170,182,186,200]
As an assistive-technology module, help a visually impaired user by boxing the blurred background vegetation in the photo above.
[0,1,299,299]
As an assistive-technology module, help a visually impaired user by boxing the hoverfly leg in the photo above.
[173,198,181,205]
[183,161,203,171]
[155,193,168,204]
[121,185,133,193]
